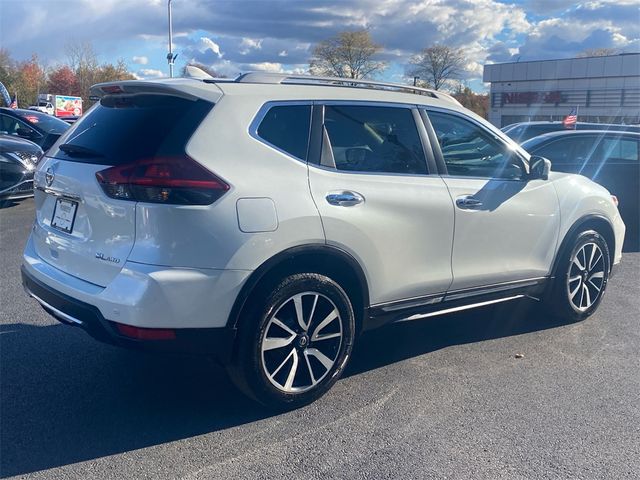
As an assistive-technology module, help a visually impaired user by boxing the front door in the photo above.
[424,108,560,291]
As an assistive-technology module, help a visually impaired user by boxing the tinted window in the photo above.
[324,105,427,174]
[595,137,639,163]
[530,136,635,166]
[50,95,213,165]
[257,105,311,160]
[428,111,524,179]
[0,114,42,139]
[14,110,69,134]
[531,137,593,165]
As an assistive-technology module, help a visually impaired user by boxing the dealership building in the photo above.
[483,53,640,128]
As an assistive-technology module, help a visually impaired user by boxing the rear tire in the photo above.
[228,273,355,409]
[545,230,610,322]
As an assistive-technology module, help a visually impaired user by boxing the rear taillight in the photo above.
[95,156,229,205]
[114,322,176,340]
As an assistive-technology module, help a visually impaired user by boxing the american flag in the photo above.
[563,107,577,128]
[9,93,17,109]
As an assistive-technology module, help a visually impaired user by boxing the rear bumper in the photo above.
[22,234,251,362]
[22,265,236,362]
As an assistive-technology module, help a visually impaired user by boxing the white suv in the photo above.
[22,72,625,407]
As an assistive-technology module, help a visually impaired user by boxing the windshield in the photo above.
[15,110,69,135]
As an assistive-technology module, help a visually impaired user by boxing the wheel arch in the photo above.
[551,214,615,278]
[228,244,370,334]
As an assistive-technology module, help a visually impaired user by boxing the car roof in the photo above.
[521,129,640,147]
[91,72,465,111]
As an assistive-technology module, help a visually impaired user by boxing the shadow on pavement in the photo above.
[0,301,571,477]
[0,198,26,210]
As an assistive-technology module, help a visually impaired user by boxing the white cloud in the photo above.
[138,68,165,79]
[199,37,223,58]
[245,62,284,73]
[240,37,262,55]
[132,55,148,65]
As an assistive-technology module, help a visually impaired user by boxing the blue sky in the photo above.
[1,0,638,91]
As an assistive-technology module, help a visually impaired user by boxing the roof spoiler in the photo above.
[89,80,201,101]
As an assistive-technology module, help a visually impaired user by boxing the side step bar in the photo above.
[396,295,525,323]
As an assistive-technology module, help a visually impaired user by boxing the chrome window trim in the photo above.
[307,161,437,178]
[248,101,313,163]
[314,100,415,109]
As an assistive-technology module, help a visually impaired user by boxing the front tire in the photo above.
[546,230,611,321]
[228,273,355,409]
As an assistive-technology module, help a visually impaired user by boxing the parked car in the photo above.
[502,121,640,143]
[522,130,639,251]
[0,134,42,200]
[21,72,625,408]
[28,102,55,116]
[0,108,70,151]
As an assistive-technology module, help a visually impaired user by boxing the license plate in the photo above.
[51,198,78,234]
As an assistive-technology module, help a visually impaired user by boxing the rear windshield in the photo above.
[49,94,213,165]
[15,110,69,135]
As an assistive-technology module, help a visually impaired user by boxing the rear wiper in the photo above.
[59,143,104,158]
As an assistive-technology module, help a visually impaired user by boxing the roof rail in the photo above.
[226,72,461,106]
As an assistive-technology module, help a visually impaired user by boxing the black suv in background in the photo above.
[522,130,640,251]
[0,108,69,151]
[502,121,640,143]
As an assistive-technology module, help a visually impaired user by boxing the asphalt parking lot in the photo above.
[1,198,639,479]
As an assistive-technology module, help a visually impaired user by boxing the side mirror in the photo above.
[529,155,551,181]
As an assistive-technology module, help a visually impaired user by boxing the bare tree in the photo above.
[407,45,465,90]
[577,48,618,57]
[309,30,386,79]
[65,40,99,103]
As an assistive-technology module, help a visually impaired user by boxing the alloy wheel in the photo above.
[260,292,343,393]
[567,242,606,311]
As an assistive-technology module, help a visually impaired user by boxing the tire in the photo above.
[546,229,611,322]
[228,273,356,409]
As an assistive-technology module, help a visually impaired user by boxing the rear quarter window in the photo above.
[256,104,311,161]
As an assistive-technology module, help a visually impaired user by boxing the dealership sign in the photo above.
[502,91,566,105]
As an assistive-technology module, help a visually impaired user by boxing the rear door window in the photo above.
[49,94,213,165]
[323,105,427,175]
[595,137,639,163]
[256,104,311,160]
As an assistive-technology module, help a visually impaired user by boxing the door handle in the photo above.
[326,191,364,207]
[456,195,483,209]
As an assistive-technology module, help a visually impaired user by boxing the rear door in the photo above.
[307,102,454,305]
[32,93,213,287]
[424,108,560,291]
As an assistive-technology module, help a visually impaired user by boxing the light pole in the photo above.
[167,0,177,77]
